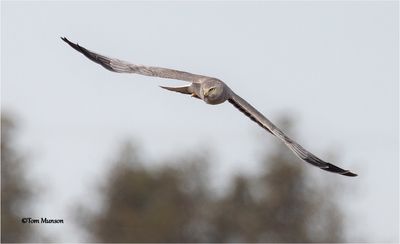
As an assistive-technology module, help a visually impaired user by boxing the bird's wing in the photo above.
[61,37,207,82]
[228,91,357,177]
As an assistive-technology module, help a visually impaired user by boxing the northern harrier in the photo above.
[61,37,357,177]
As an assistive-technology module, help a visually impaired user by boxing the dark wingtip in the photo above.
[324,163,357,177]
[60,37,82,51]
[341,171,358,177]
[60,36,72,45]
[60,37,91,58]
[61,37,115,72]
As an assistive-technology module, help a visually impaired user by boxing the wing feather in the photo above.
[228,92,357,177]
[61,37,206,82]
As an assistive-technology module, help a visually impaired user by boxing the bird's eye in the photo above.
[209,87,215,92]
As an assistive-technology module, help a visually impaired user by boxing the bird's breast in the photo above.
[203,94,228,105]
[204,98,222,105]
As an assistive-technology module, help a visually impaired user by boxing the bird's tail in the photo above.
[159,85,199,98]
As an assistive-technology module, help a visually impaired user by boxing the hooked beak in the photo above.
[203,89,210,97]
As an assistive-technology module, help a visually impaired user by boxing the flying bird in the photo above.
[61,37,357,177]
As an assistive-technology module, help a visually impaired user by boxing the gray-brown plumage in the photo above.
[61,37,357,177]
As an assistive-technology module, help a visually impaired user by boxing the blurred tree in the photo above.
[77,142,211,242]
[76,117,346,242]
[211,116,344,242]
[1,113,36,242]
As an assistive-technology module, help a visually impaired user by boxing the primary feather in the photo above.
[61,37,206,82]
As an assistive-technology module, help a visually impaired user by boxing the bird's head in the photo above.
[203,83,223,100]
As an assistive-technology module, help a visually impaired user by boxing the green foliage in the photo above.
[76,118,345,242]
[1,113,36,242]
[78,143,211,242]
[1,113,344,242]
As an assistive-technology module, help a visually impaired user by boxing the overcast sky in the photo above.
[2,1,398,242]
